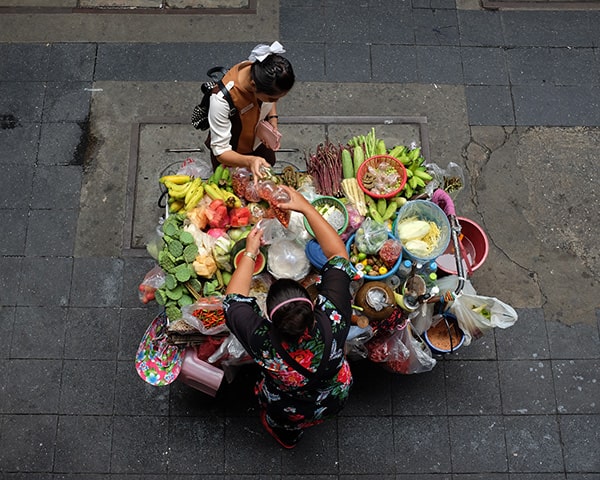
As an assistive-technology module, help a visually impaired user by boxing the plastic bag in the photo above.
[177,157,213,180]
[259,218,288,245]
[384,322,436,374]
[425,161,465,198]
[211,335,253,383]
[449,292,518,345]
[138,265,166,304]
[409,302,434,336]
[181,297,229,335]
[354,217,389,254]
[366,328,410,363]
[344,325,374,360]
[267,239,311,281]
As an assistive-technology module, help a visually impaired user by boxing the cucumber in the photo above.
[353,147,365,177]
[342,149,354,179]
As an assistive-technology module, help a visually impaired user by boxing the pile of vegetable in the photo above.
[306,142,344,197]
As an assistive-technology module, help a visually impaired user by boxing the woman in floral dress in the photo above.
[223,185,354,448]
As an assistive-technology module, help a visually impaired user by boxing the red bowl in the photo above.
[356,154,408,199]
[436,217,489,274]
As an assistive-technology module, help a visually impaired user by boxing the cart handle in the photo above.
[429,189,465,300]
[431,189,456,216]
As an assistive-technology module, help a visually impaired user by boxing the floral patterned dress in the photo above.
[223,256,354,432]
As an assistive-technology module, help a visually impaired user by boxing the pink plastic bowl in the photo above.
[436,217,489,275]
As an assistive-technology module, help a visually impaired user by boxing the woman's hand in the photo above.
[245,225,263,255]
[226,225,264,296]
[248,156,271,180]
[272,185,311,214]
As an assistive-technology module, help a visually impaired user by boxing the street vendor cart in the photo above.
[135,128,518,393]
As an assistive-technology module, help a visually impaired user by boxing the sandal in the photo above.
[260,410,303,449]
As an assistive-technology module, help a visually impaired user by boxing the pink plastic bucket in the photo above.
[436,217,489,275]
[178,347,225,397]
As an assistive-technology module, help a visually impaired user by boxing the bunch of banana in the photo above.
[182,177,204,211]
[160,175,205,213]
[208,164,233,192]
[387,145,433,199]
[203,181,242,208]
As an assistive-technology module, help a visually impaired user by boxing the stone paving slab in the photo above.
[0,0,273,42]
[0,0,249,8]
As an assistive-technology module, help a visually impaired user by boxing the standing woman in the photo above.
[206,41,295,179]
[223,186,355,448]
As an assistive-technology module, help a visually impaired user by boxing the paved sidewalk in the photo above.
[1,1,599,478]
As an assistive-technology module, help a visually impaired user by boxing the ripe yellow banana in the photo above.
[160,174,191,185]
[165,180,192,199]
[184,186,205,211]
[203,183,225,201]
[222,190,242,208]
[184,178,203,205]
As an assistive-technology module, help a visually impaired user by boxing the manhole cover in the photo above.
[123,116,430,254]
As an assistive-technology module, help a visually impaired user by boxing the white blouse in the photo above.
[208,80,275,157]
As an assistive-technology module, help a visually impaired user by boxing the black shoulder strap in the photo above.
[269,315,334,384]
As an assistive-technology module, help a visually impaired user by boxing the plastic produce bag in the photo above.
[344,325,374,360]
[138,265,166,304]
[384,321,436,374]
[409,302,434,336]
[259,218,289,245]
[354,217,389,254]
[425,161,465,198]
[178,157,213,179]
[436,275,477,298]
[449,292,518,345]
[267,239,311,280]
[181,297,228,335]
[366,328,410,364]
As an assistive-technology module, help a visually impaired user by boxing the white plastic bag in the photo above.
[449,293,518,345]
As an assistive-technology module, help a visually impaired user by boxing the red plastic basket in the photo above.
[356,154,408,199]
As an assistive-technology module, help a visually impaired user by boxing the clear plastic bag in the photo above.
[138,265,166,304]
[366,328,410,364]
[177,157,213,179]
[384,322,436,374]
[344,325,374,360]
[449,293,518,345]
[409,302,434,336]
[425,161,465,198]
[355,217,389,254]
[267,239,311,281]
[181,297,228,335]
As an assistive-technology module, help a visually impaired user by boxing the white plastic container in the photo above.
[178,347,225,397]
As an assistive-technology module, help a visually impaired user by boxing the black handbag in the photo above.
[191,66,237,130]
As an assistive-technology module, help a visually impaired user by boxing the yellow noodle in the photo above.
[421,221,441,254]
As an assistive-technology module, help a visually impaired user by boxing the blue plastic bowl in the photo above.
[423,313,465,354]
[345,232,402,281]
[305,239,328,271]
[393,199,451,263]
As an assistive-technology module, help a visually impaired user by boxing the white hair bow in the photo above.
[248,41,286,62]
